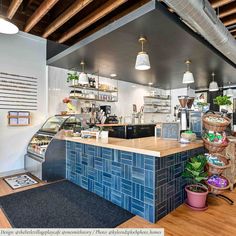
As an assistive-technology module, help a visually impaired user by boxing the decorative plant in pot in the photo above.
[67,71,79,86]
[213,95,232,112]
[182,154,209,210]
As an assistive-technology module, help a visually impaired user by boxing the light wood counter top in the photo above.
[55,132,203,157]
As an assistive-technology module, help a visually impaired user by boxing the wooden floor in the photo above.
[0,177,236,236]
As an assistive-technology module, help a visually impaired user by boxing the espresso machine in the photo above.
[178,96,194,131]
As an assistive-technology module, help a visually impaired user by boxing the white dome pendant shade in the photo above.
[182,60,194,84]
[135,36,151,70]
[79,61,89,85]
[209,72,219,92]
[0,18,18,34]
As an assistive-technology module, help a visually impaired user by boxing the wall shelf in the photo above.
[144,112,171,114]
[69,96,117,102]
[68,72,119,103]
[143,95,171,114]
[69,85,118,93]
[144,95,170,100]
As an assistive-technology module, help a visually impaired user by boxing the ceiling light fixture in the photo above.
[110,73,117,77]
[135,36,151,70]
[0,1,19,34]
[79,61,89,85]
[226,81,233,97]
[209,72,219,92]
[148,82,153,85]
[182,60,194,84]
[0,18,19,34]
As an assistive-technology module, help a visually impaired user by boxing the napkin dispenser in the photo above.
[155,122,180,140]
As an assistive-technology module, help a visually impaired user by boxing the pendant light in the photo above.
[0,1,18,34]
[226,81,233,97]
[135,36,151,70]
[182,60,194,84]
[209,72,219,92]
[79,61,89,85]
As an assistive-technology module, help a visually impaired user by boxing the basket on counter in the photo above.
[206,153,231,175]
[202,138,228,153]
[203,113,231,132]
[206,175,230,195]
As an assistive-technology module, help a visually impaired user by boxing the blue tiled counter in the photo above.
[66,141,204,223]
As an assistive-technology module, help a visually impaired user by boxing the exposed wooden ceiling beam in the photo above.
[230,28,236,33]
[223,16,236,26]
[74,0,150,45]
[42,0,93,38]
[58,0,127,44]
[7,0,23,19]
[219,3,236,18]
[211,0,234,8]
[24,0,59,33]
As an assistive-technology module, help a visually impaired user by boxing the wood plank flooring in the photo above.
[0,176,235,236]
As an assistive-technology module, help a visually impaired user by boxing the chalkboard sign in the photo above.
[155,122,180,140]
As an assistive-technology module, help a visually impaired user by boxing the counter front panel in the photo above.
[66,140,205,223]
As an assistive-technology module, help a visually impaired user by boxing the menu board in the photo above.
[155,122,180,140]
[8,111,31,126]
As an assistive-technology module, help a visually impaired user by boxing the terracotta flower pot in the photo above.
[185,185,208,209]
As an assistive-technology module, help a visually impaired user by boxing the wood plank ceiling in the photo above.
[0,0,236,46]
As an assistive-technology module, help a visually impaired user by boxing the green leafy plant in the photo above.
[197,102,208,106]
[182,154,208,192]
[67,72,79,83]
[213,95,232,106]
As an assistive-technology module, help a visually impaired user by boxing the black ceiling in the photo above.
[47,1,236,90]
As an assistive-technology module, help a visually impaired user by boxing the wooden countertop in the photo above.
[55,132,203,157]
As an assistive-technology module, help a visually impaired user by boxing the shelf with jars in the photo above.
[143,95,171,114]
[68,69,118,103]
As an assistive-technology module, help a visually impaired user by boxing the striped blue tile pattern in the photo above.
[66,141,204,223]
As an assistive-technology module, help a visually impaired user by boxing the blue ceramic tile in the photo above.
[94,157,103,171]
[102,148,113,160]
[122,195,131,211]
[103,186,111,201]
[113,150,119,162]
[102,159,112,173]
[112,175,121,191]
[145,170,154,188]
[145,204,155,223]
[120,151,133,165]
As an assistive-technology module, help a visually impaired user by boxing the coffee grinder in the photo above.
[178,96,195,131]
[178,96,188,131]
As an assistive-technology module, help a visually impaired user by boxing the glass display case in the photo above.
[26,114,82,180]
[27,134,53,160]
[40,116,69,133]
[27,115,82,159]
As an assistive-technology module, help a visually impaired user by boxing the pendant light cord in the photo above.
[212,72,215,81]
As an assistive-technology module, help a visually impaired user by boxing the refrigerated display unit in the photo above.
[25,115,81,181]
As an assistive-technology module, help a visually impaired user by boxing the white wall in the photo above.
[48,66,178,123]
[0,32,47,175]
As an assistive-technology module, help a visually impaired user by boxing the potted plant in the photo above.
[213,95,232,112]
[182,154,209,210]
[67,71,79,86]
